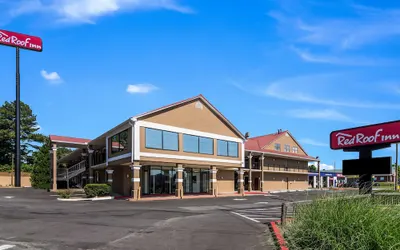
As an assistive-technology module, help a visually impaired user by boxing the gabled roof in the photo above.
[133,94,246,140]
[49,135,91,145]
[245,131,318,161]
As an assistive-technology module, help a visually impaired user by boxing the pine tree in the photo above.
[31,140,51,190]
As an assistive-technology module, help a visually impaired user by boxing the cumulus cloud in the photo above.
[40,70,62,83]
[126,83,158,94]
[298,138,328,147]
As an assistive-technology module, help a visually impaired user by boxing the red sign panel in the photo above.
[0,30,42,52]
[330,120,400,150]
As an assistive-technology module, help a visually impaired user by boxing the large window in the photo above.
[111,129,129,154]
[284,144,290,152]
[183,134,213,155]
[274,143,281,151]
[145,128,178,151]
[217,140,238,157]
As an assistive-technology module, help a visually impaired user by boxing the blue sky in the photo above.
[1,0,400,170]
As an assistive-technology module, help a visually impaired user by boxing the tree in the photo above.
[0,101,45,165]
[309,164,317,172]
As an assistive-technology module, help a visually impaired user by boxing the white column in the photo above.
[326,176,330,188]
[313,176,317,188]
[320,176,324,188]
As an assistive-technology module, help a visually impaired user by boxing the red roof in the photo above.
[245,131,317,161]
[49,135,91,144]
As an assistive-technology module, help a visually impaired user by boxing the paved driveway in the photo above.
[0,188,342,250]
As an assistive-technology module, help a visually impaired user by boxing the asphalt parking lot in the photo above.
[0,188,342,250]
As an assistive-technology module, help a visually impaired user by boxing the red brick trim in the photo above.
[270,221,289,250]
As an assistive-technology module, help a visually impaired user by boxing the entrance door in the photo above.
[244,176,249,191]
[254,177,260,191]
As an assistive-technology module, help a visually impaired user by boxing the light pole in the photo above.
[316,156,321,189]
[395,144,398,191]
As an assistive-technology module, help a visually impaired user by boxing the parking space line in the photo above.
[0,245,16,250]
[231,212,260,223]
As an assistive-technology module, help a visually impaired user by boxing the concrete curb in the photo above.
[57,196,114,201]
[270,221,289,250]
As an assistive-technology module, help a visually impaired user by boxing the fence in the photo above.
[280,193,400,225]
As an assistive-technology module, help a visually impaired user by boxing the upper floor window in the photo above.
[284,144,290,152]
[292,146,298,154]
[145,128,178,151]
[111,129,129,154]
[183,134,214,155]
[217,140,238,157]
[274,143,281,151]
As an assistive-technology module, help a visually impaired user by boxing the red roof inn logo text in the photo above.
[330,121,400,150]
[0,30,42,52]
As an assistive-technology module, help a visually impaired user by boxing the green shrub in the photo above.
[84,184,111,198]
[57,189,73,199]
[283,195,400,250]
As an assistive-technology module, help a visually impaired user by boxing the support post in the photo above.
[52,144,57,191]
[209,166,218,197]
[313,176,317,188]
[281,202,287,226]
[130,163,141,200]
[396,144,398,191]
[317,160,321,189]
[359,149,373,194]
[248,154,252,192]
[106,169,114,185]
[15,47,21,187]
[260,155,265,192]
[238,169,244,196]
[175,164,184,198]
[88,148,94,184]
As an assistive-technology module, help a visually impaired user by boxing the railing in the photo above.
[263,166,308,173]
[57,160,86,181]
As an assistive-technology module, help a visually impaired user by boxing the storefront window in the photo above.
[143,166,176,195]
[183,168,209,193]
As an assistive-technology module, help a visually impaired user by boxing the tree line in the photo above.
[0,100,71,189]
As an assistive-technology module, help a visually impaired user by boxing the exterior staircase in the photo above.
[57,160,86,181]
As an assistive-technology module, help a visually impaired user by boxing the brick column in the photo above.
[106,169,114,185]
[260,155,265,192]
[130,164,141,200]
[88,149,94,184]
[248,154,253,192]
[175,164,184,198]
[238,168,244,196]
[209,166,218,197]
[52,144,57,191]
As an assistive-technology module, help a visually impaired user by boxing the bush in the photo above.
[84,184,111,198]
[283,195,400,250]
[57,189,73,199]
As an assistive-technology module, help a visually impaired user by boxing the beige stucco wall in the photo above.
[264,132,306,155]
[217,170,234,193]
[263,172,308,191]
[0,172,31,187]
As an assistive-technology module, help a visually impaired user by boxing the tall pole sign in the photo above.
[0,30,43,187]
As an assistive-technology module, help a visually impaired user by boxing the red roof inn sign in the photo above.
[0,30,43,52]
[1,29,42,188]
[330,120,400,150]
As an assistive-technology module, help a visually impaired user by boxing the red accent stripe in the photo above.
[270,221,289,250]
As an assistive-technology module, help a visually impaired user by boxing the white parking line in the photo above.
[0,245,15,250]
[231,212,260,223]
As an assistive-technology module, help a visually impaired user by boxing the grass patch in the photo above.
[283,195,400,250]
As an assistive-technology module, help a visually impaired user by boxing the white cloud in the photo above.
[286,109,353,122]
[5,0,192,24]
[290,46,392,66]
[40,70,62,83]
[126,83,158,94]
[320,163,335,171]
[264,76,400,109]
[298,138,328,147]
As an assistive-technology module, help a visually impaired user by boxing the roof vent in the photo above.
[195,101,203,109]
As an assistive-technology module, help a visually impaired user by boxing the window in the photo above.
[183,134,213,154]
[284,144,290,152]
[292,147,298,154]
[380,177,384,181]
[111,129,129,154]
[274,143,281,151]
[145,128,178,151]
[217,140,238,157]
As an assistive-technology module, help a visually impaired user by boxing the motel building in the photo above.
[49,95,318,199]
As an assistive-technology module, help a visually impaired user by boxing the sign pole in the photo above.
[15,47,21,187]
[394,143,399,190]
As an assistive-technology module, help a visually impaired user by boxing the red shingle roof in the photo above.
[245,132,318,161]
[49,135,91,144]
